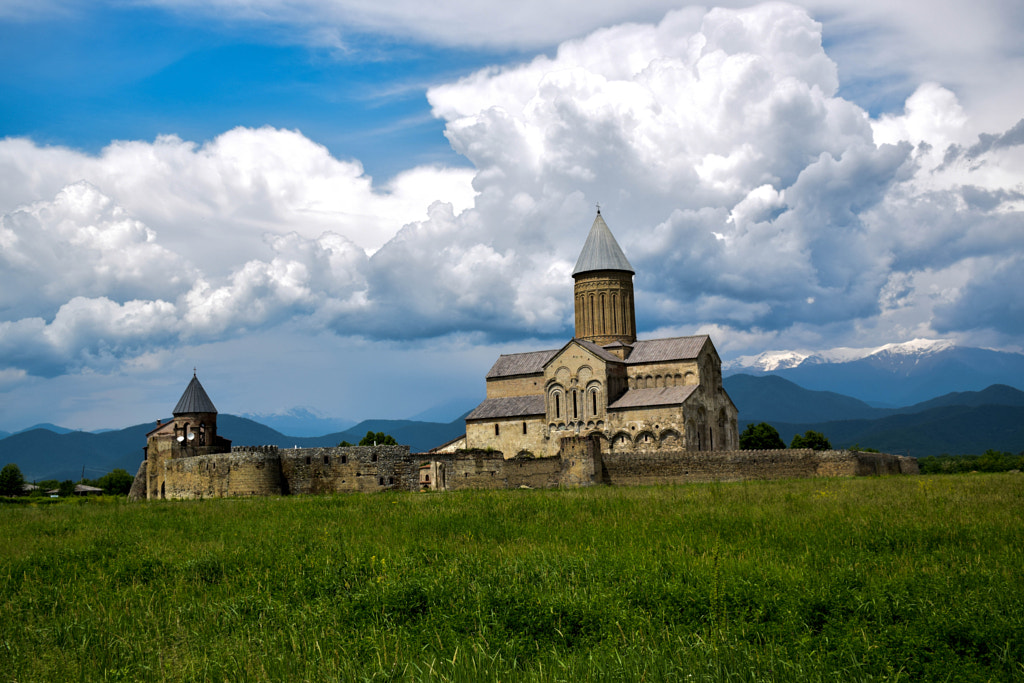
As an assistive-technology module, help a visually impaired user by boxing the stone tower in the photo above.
[573,210,636,347]
[142,372,231,499]
[171,372,220,449]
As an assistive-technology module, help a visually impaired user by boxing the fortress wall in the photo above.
[146,442,914,501]
[559,435,602,487]
[162,451,284,499]
[427,451,563,491]
[601,448,909,485]
[277,445,417,494]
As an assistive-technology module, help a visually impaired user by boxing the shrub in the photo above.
[97,468,135,496]
[358,431,397,446]
[0,463,25,496]
[790,430,832,450]
[739,423,785,450]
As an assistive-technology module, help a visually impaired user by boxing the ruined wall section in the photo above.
[559,435,602,487]
[278,445,417,494]
[602,448,909,485]
[427,450,563,491]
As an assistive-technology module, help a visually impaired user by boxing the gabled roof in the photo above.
[570,338,624,364]
[486,349,559,379]
[608,385,698,410]
[466,395,546,420]
[173,373,218,415]
[572,211,634,276]
[626,336,709,364]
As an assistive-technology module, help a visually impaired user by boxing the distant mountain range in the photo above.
[724,338,1024,406]
[2,416,467,482]
[725,375,1024,455]
[6,339,1024,481]
[239,408,356,437]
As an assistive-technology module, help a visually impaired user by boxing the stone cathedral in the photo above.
[129,210,917,502]
[458,210,740,458]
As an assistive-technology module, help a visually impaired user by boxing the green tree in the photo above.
[790,430,832,450]
[739,423,785,450]
[58,480,76,498]
[337,440,354,447]
[358,431,398,446]
[0,463,25,496]
[97,468,135,495]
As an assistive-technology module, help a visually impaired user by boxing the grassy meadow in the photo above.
[1,474,1022,682]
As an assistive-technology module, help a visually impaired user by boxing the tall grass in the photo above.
[2,474,1022,681]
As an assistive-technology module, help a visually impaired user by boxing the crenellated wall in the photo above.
[136,439,917,501]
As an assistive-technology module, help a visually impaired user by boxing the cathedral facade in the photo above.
[460,211,739,458]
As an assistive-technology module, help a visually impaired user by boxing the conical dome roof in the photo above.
[173,373,217,415]
[572,211,634,276]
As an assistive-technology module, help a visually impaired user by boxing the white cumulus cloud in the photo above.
[2,2,1024,383]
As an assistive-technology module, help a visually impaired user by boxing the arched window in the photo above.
[554,393,561,418]
[522,421,527,434]
[572,391,578,419]
[591,391,598,415]
[495,423,500,436]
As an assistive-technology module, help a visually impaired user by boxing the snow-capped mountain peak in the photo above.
[725,339,954,372]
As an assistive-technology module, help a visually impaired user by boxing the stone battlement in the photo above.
[133,439,917,501]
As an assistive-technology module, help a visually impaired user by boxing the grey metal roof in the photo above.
[608,385,698,410]
[466,395,546,420]
[626,336,709,364]
[486,349,559,379]
[173,374,218,415]
[572,212,634,276]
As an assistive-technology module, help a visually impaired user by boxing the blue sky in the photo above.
[1,0,1023,433]
[0,3,501,177]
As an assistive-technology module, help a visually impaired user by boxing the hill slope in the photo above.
[768,405,1024,457]
[0,415,467,481]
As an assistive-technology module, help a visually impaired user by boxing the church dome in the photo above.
[173,373,218,415]
[572,210,634,276]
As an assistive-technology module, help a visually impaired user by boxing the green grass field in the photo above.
[2,474,1022,682]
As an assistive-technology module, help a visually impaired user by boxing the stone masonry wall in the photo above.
[277,445,417,494]
[428,450,563,491]
[146,441,915,501]
[601,448,908,486]
[162,450,284,499]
